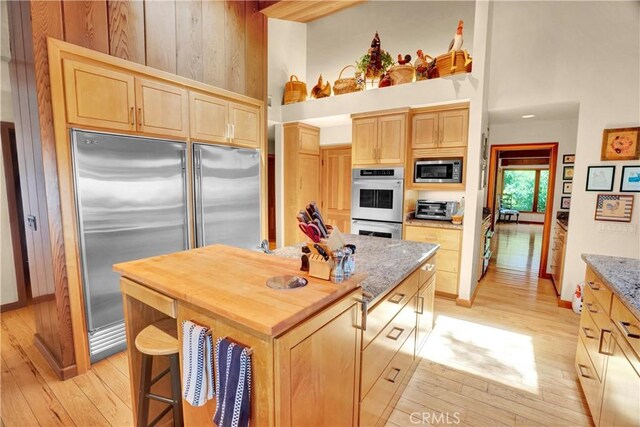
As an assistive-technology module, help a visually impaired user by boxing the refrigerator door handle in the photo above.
[194,148,205,246]
[180,149,190,249]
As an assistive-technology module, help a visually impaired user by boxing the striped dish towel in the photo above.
[213,338,252,427]
[181,321,215,407]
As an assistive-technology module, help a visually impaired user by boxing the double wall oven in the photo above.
[351,167,404,239]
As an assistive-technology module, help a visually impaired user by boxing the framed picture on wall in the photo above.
[620,166,640,192]
[561,197,571,209]
[595,194,634,222]
[601,127,640,161]
[563,182,573,194]
[563,166,574,180]
[586,166,615,191]
[563,154,575,164]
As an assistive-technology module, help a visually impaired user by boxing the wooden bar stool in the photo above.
[135,318,183,427]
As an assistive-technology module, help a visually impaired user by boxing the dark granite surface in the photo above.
[556,212,569,230]
[582,254,640,318]
[273,234,439,305]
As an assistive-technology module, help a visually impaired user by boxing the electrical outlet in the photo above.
[27,215,37,231]
[598,223,636,234]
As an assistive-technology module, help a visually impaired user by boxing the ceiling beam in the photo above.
[259,0,366,23]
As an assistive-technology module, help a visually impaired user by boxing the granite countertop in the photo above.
[272,234,439,306]
[582,254,640,318]
[557,212,569,231]
[404,213,463,230]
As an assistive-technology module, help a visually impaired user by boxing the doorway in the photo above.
[1,121,31,311]
[487,143,558,278]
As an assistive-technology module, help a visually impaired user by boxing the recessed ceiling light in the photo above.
[521,114,535,119]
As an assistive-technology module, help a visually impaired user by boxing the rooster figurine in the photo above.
[448,20,472,71]
[311,74,331,99]
[397,54,412,65]
[415,50,437,80]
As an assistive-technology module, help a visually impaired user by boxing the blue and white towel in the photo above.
[213,338,252,427]
[181,321,215,407]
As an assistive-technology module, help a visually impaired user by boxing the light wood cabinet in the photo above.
[416,276,436,353]
[412,112,439,149]
[275,289,362,426]
[189,92,261,148]
[283,123,321,246]
[321,146,351,233]
[135,77,189,138]
[63,59,136,131]
[439,109,469,148]
[404,225,462,297]
[352,111,407,167]
[576,266,640,427]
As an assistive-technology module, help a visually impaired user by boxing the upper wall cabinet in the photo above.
[352,110,408,167]
[135,78,189,138]
[63,59,136,131]
[189,92,261,149]
[412,108,468,149]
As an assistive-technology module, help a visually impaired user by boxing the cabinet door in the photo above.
[377,114,406,165]
[299,128,320,155]
[275,291,362,426]
[189,92,229,143]
[599,335,640,427]
[352,117,378,166]
[321,147,351,233]
[412,112,439,149]
[439,109,469,148]
[63,59,135,131]
[416,277,435,353]
[230,102,260,148]
[298,154,320,208]
[135,78,189,138]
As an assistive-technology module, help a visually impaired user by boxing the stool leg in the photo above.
[169,354,184,427]
[138,354,153,427]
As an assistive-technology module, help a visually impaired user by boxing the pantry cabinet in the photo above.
[352,110,408,167]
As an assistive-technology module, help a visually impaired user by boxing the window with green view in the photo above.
[502,169,549,213]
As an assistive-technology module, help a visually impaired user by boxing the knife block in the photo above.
[308,254,333,280]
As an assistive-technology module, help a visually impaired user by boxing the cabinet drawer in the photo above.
[575,336,602,422]
[364,272,419,348]
[404,226,461,251]
[584,284,613,326]
[611,297,640,357]
[585,271,613,315]
[361,298,416,398]
[578,308,607,381]
[418,258,436,286]
[437,249,459,273]
[436,271,458,295]
[360,330,415,427]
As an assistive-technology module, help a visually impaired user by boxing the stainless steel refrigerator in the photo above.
[193,143,261,249]
[72,130,190,362]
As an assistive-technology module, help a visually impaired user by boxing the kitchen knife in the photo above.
[312,215,328,237]
[314,244,329,261]
[310,201,325,222]
[299,209,313,223]
[297,213,308,224]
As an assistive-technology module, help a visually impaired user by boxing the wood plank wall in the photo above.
[7,0,267,378]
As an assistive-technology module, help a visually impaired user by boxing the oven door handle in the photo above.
[352,179,403,188]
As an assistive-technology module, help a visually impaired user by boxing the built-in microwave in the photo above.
[414,159,463,184]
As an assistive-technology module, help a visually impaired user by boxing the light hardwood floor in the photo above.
[1,225,589,427]
[492,222,544,273]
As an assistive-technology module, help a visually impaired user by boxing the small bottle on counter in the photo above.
[330,249,345,284]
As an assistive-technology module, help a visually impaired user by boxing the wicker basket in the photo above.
[435,51,472,77]
[334,65,362,95]
[284,75,307,104]
[388,64,415,85]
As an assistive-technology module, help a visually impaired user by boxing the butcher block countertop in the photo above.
[113,244,366,338]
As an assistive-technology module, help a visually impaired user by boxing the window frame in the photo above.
[501,167,550,214]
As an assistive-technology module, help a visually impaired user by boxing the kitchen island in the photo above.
[114,235,437,426]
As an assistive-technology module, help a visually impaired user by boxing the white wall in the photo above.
[489,117,579,264]
[1,0,18,306]
[306,1,475,84]
[487,1,640,300]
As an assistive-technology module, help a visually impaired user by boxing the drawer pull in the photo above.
[586,281,601,291]
[384,367,401,383]
[416,296,425,315]
[421,264,435,272]
[354,298,368,331]
[619,321,640,339]
[129,107,134,124]
[585,302,598,314]
[577,364,593,379]
[388,293,405,304]
[386,327,404,341]
[599,329,613,356]
[582,327,596,340]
